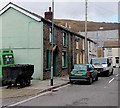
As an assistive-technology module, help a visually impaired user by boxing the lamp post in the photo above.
[50,0,54,86]
[85,0,88,63]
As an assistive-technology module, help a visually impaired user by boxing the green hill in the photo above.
[55,19,118,33]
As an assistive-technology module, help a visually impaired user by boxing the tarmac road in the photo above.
[2,68,119,107]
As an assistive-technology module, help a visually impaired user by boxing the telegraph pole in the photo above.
[51,0,54,86]
[85,0,88,63]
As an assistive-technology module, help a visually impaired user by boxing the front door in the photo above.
[53,51,58,76]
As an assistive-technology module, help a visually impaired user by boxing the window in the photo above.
[49,27,56,44]
[76,41,79,49]
[115,57,119,64]
[76,53,79,64]
[46,50,51,68]
[82,39,85,50]
[89,41,91,52]
[49,27,52,43]
[63,32,67,47]
[62,52,67,67]
[108,48,112,52]
[3,54,14,65]
[108,48,112,56]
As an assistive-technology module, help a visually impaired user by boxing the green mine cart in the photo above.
[0,49,34,88]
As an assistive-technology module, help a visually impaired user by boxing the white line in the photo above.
[8,91,51,107]
[8,84,70,107]
[116,74,119,77]
[109,78,115,84]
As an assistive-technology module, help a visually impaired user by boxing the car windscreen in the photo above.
[3,54,14,65]
[91,58,107,65]
[74,64,87,70]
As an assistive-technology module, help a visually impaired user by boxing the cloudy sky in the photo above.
[0,0,119,22]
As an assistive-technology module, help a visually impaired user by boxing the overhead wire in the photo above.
[87,2,118,22]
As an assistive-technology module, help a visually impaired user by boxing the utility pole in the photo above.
[96,30,98,57]
[85,0,88,63]
[96,27,103,57]
[51,0,54,86]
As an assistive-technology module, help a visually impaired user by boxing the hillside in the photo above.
[55,19,118,33]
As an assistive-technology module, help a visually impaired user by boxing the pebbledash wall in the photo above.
[0,2,97,80]
[0,4,44,80]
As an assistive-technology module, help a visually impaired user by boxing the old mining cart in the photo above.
[0,49,34,88]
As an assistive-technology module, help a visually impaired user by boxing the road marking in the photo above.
[116,74,119,77]
[8,91,51,107]
[8,84,70,107]
[109,78,115,84]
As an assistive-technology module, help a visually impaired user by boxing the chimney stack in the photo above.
[44,7,53,20]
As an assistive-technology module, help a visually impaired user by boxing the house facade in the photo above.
[87,40,97,63]
[0,2,97,80]
[103,41,120,68]
[80,29,119,58]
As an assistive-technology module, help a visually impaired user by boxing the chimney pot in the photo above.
[49,7,51,12]
[44,7,53,20]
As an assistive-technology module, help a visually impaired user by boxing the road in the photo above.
[2,68,119,107]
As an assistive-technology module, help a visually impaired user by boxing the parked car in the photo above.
[69,64,99,84]
[90,57,113,76]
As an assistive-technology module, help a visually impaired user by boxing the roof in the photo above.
[0,2,42,21]
[0,2,96,43]
[104,41,120,48]
[91,57,112,60]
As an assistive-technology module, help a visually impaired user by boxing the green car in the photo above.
[69,64,98,84]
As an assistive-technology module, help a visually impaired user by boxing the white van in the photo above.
[90,57,113,76]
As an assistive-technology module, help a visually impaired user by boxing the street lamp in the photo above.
[85,0,88,64]
[50,0,54,86]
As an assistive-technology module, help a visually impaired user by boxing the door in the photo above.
[53,51,58,76]
[115,57,119,67]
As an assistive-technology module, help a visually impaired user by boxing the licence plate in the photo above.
[75,74,82,76]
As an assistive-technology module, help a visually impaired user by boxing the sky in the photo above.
[0,0,119,23]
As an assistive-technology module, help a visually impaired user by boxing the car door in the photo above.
[91,64,97,80]
[88,65,94,78]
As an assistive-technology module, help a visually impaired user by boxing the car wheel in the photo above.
[70,80,73,84]
[111,69,113,75]
[20,79,26,88]
[88,77,93,85]
[106,70,110,77]
[95,74,98,81]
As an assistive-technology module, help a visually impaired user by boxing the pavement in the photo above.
[0,76,69,99]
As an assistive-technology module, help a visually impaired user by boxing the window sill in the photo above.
[50,43,56,45]
[62,67,67,69]
[63,45,67,48]
[45,68,51,71]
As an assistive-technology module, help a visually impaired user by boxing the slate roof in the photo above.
[104,41,120,48]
